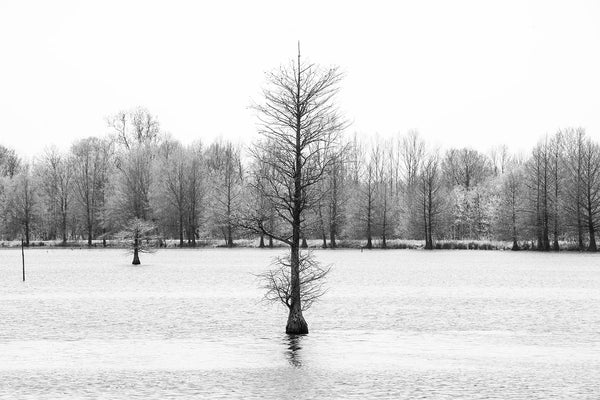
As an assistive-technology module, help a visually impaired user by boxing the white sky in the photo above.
[1,0,599,158]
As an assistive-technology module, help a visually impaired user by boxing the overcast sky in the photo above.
[1,0,599,158]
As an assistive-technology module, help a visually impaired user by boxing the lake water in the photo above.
[0,248,599,399]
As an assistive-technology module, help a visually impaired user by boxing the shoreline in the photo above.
[0,239,591,252]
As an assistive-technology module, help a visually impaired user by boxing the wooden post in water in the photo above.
[21,238,25,282]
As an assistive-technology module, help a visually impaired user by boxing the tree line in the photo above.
[0,117,597,251]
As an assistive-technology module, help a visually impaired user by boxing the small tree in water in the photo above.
[258,251,331,313]
[116,218,160,264]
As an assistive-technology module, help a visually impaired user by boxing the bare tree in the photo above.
[185,142,205,246]
[499,159,525,250]
[401,130,425,188]
[562,128,586,250]
[155,139,188,246]
[362,144,377,249]
[107,108,161,227]
[206,140,243,247]
[0,145,21,178]
[374,138,395,248]
[38,147,73,244]
[5,164,37,245]
[247,45,346,334]
[418,151,443,249]
[107,107,160,150]
[116,218,160,265]
[549,133,563,250]
[71,137,113,246]
[527,139,551,250]
[580,138,600,251]
[489,144,509,176]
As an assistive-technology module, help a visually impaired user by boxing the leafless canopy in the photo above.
[257,251,331,311]
[245,51,348,245]
[115,218,161,254]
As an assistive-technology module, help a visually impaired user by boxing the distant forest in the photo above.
[0,108,597,251]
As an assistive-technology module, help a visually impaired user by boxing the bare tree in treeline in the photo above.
[498,158,525,250]
[580,138,600,251]
[206,140,243,247]
[360,144,377,249]
[527,138,551,250]
[107,108,159,221]
[400,131,425,238]
[38,147,73,244]
[4,165,37,245]
[154,139,206,247]
[325,152,346,248]
[155,139,189,246]
[247,45,346,334]
[562,128,586,249]
[71,137,112,246]
[418,151,443,249]
[185,143,206,246]
[0,145,21,178]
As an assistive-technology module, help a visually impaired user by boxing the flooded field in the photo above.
[0,248,599,399]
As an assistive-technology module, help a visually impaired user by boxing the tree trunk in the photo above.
[62,212,68,246]
[87,219,93,246]
[511,201,518,250]
[329,227,337,249]
[132,237,141,265]
[286,48,309,335]
[24,221,30,247]
[286,243,308,334]
[268,235,273,248]
[179,213,184,246]
[227,226,233,247]
[588,218,597,251]
[301,236,308,248]
[259,233,265,248]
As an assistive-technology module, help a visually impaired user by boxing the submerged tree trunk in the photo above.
[132,237,141,265]
[286,244,308,334]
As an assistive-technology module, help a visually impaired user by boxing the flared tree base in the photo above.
[286,309,309,334]
[132,250,141,265]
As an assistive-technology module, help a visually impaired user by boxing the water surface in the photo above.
[1,249,599,399]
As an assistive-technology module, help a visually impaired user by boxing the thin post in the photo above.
[21,238,25,282]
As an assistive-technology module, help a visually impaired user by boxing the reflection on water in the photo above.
[0,248,599,399]
[285,334,303,367]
